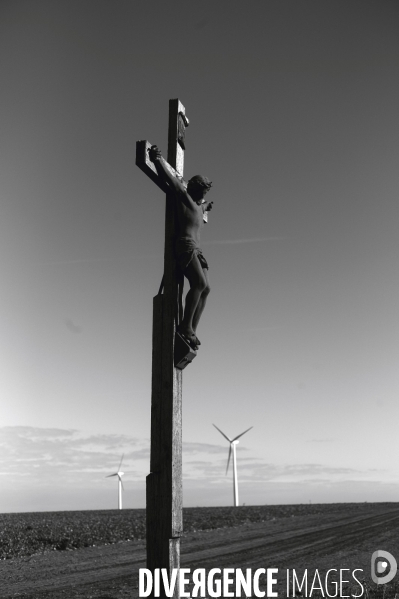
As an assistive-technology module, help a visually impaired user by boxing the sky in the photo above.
[0,1,399,513]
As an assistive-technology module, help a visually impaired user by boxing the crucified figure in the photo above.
[149,145,213,351]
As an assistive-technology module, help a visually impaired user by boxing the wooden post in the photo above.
[142,99,187,598]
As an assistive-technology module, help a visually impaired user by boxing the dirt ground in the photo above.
[2,504,399,598]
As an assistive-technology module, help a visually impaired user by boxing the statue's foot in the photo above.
[177,328,199,350]
[182,333,199,351]
[192,334,201,346]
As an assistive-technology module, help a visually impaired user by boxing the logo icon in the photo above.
[371,550,397,585]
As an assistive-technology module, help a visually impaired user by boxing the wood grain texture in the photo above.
[168,99,186,177]
[163,98,186,539]
[169,538,181,599]
[149,295,163,474]
[143,100,186,596]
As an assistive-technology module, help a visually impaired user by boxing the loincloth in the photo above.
[175,237,209,272]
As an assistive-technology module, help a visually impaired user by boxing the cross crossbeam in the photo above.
[136,140,187,195]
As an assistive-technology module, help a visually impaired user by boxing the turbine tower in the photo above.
[213,424,253,507]
[106,454,125,510]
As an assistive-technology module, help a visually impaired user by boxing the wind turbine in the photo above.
[213,424,253,507]
[106,454,125,510]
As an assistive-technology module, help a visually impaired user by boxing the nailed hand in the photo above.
[205,201,214,211]
[149,145,162,162]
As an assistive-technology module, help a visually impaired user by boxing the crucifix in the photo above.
[136,99,211,598]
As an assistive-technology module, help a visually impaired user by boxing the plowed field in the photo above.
[1,503,399,598]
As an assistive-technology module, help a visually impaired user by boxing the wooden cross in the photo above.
[136,99,194,598]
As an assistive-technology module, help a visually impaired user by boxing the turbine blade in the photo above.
[232,426,253,442]
[118,453,124,471]
[226,444,232,474]
[213,424,232,442]
[106,473,118,478]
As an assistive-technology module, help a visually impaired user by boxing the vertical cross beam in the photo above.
[145,99,187,598]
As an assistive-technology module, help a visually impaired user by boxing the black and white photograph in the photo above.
[1,1,399,597]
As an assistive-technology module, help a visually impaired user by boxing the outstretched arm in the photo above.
[149,145,185,195]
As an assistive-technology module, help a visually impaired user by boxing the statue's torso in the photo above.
[176,194,204,244]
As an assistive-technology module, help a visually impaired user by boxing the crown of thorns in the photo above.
[188,175,213,190]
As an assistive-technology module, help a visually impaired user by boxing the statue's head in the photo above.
[187,175,212,201]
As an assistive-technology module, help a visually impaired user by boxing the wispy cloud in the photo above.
[65,318,83,334]
[182,442,227,454]
[239,326,283,332]
[0,427,149,485]
[38,258,108,266]
[203,236,287,245]
[184,444,385,485]
[0,427,387,494]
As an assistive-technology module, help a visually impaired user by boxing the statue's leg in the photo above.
[192,267,210,337]
[179,255,207,337]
